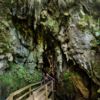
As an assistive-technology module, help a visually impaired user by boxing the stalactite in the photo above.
[55,47,63,78]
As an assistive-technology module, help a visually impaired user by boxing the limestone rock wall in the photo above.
[0,0,100,99]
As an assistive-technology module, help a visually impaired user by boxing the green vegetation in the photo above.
[0,63,42,96]
[41,15,59,34]
[95,31,100,45]
[63,71,78,80]
[63,71,72,80]
[97,88,100,93]
[62,72,75,95]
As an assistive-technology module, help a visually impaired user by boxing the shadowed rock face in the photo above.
[0,0,100,99]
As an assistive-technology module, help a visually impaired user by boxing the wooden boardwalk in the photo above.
[6,80,54,100]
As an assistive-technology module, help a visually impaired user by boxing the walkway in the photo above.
[7,80,54,100]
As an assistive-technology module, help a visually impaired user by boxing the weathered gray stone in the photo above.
[0,60,8,74]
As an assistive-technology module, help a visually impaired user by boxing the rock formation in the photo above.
[0,0,100,99]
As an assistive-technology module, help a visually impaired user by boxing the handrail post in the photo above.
[29,86,32,96]
[33,92,35,100]
[7,94,13,100]
[45,84,48,100]
[52,81,54,100]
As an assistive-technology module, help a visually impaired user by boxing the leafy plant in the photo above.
[0,63,42,96]
[95,31,100,45]
[63,72,75,94]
